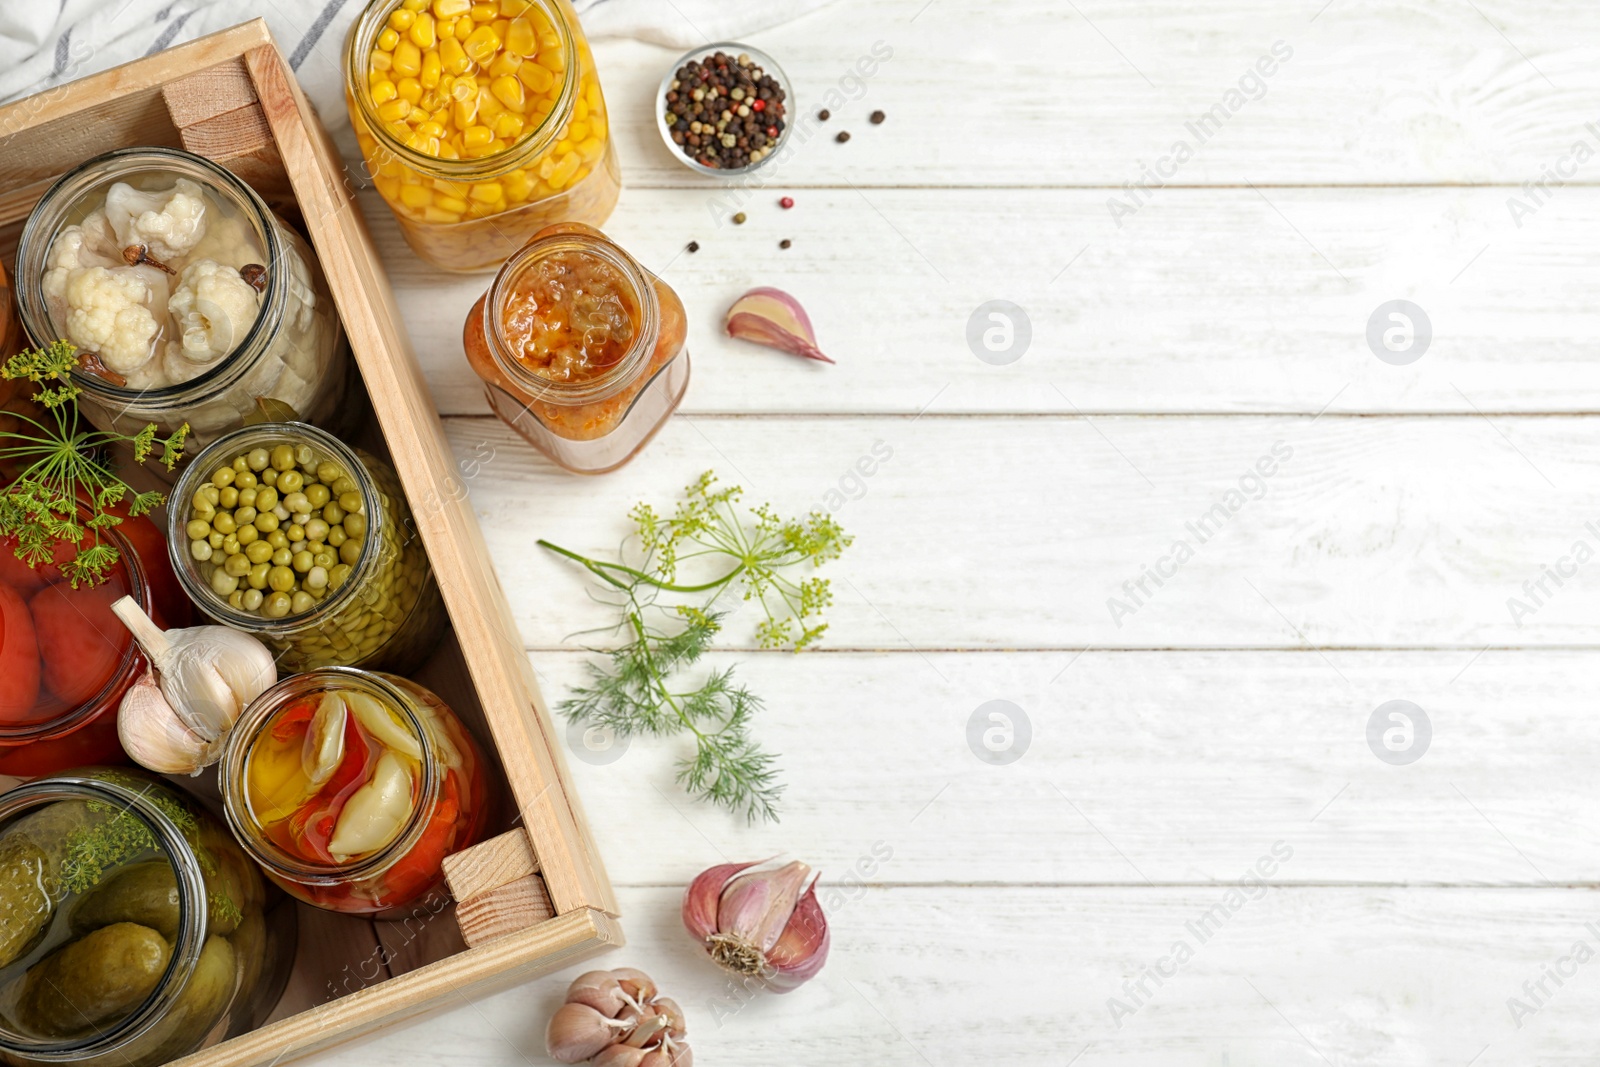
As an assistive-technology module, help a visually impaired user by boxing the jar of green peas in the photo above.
[167,423,446,672]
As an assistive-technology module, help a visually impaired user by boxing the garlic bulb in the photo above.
[546,969,689,1067]
[117,670,219,774]
[682,859,829,992]
[110,597,277,774]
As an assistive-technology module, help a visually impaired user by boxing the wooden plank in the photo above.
[538,648,1600,886]
[378,184,1600,418]
[447,413,1600,651]
[443,830,541,903]
[239,37,617,919]
[455,875,557,947]
[162,61,259,128]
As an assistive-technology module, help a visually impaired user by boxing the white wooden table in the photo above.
[313,2,1600,1062]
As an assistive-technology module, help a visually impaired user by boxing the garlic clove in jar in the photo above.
[327,751,414,861]
[303,692,347,787]
[344,690,423,760]
[117,670,218,775]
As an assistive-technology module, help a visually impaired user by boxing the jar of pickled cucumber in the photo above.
[463,223,690,474]
[344,0,620,272]
[0,769,293,1067]
[167,423,446,673]
[221,668,491,917]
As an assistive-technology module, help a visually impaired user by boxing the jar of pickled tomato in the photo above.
[463,224,689,474]
[0,519,179,779]
[345,0,620,272]
[220,668,491,916]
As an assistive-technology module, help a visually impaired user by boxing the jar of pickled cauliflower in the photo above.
[221,668,491,916]
[168,423,446,673]
[14,148,352,471]
[463,224,689,474]
[345,0,620,272]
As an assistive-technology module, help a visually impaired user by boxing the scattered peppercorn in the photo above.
[870,110,886,124]
[780,196,795,209]
[664,51,787,170]
[780,239,792,249]
[818,109,831,121]
[836,131,851,143]
[686,241,700,253]
[733,212,748,225]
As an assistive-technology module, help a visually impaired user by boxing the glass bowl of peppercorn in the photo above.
[658,43,793,178]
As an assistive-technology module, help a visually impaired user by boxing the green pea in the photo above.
[304,484,330,509]
[211,467,235,489]
[271,548,292,567]
[234,470,257,490]
[305,566,329,591]
[221,535,240,557]
[277,471,304,494]
[254,512,280,534]
[242,589,264,611]
[283,525,303,544]
[327,526,347,548]
[291,591,314,614]
[263,592,292,618]
[236,524,258,546]
[192,488,216,510]
[234,507,257,527]
[219,486,239,508]
[343,513,367,539]
[228,590,245,610]
[223,553,250,578]
[329,564,353,589]
[268,566,295,592]
[247,448,271,472]
[313,549,336,570]
[185,519,211,541]
[246,541,273,565]
[210,570,239,597]
[316,463,342,485]
[248,563,270,590]
[212,512,236,535]
[191,501,216,522]
[283,493,309,514]
[303,518,329,542]
[254,487,278,511]
[292,551,314,573]
[322,503,344,525]
[207,532,224,550]
[266,530,289,550]
[271,445,295,471]
[339,540,362,565]
[332,477,357,498]
[295,445,316,469]
[190,540,212,562]
[260,468,278,487]
[338,492,363,515]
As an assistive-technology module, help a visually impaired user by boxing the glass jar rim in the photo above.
[0,775,209,1059]
[0,517,151,744]
[166,422,388,636]
[14,146,290,408]
[219,667,439,885]
[481,230,661,405]
[345,0,579,181]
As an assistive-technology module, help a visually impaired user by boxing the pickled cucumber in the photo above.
[0,836,56,969]
[71,862,181,940]
[14,922,171,1037]
[124,935,238,1066]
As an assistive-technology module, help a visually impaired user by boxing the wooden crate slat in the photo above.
[455,875,557,947]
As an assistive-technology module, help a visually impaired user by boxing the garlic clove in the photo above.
[344,690,423,760]
[763,880,830,992]
[328,751,414,860]
[546,1002,631,1064]
[591,1048,649,1067]
[716,860,811,955]
[724,287,834,364]
[610,967,657,1004]
[304,692,347,786]
[565,970,628,1018]
[650,997,686,1039]
[117,670,219,775]
[681,860,759,942]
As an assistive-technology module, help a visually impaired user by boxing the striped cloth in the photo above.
[0,0,833,148]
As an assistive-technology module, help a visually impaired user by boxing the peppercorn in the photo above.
[871,110,886,124]
[780,239,792,249]
[818,109,830,121]
[664,51,787,170]
[686,241,700,253]
[733,212,747,225]
[780,196,794,209]
[836,131,851,143]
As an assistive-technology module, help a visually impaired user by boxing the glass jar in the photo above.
[0,768,293,1067]
[14,148,352,472]
[221,668,491,917]
[0,521,162,779]
[168,423,445,673]
[344,0,621,272]
[463,224,689,474]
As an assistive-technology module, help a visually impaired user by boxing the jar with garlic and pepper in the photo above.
[344,0,620,272]
[463,224,690,474]
[14,148,352,469]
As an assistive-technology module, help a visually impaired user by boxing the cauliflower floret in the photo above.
[42,216,122,304]
[167,259,262,367]
[104,178,208,260]
[61,267,159,373]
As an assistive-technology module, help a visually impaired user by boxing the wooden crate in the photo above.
[0,19,621,1067]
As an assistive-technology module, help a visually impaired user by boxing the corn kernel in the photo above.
[440,35,470,74]
[477,84,504,120]
[554,138,573,156]
[423,206,461,223]
[453,94,479,128]
[504,17,535,57]
[489,51,522,78]
[463,124,494,147]
[568,120,588,141]
[455,16,475,40]
[537,154,556,179]
[493,113,523,140]
[370,78,398,105]
[472,3,497,20]
[489,74,525,111]
[417,120,447,138]
[420,50,442,88]
[409,12,436,47]
[430,105,451,124]
[492,17,510,38]
[435,195,469,213]
[516,59,552,93]
[432,0,470,16]
[573,96,588,121]
[389,8,416,30]
[547,152,580,190]
[377,98,412,122]
[393,41,422,76]
[499,0,530,14]
[374,173,402,199]
[377,27,401,50]
[439,142,460,159]
[404,0,429,9]
[406,106,429,124]
[469,181,504,202]
[369,48,393,71]
[504,169,534,200]
[397,77,422,103]
[463,25,501,64]
[578,136,603,163]
[536,47,565,73]
[399,184,433,208]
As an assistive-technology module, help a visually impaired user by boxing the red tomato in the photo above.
[0,583,41,720]
[0,537,72,594]
[29,580,132,706]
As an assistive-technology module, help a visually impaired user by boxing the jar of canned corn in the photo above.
[345,0,620,272]
[167,423,446,673]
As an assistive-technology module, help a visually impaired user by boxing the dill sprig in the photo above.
[540,472,852,823]
[0,340,188,587]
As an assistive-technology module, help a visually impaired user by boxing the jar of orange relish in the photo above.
[344,0,620,272]
[463,224,689,474]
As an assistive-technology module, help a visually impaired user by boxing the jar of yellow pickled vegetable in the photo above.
[344,0,620,272]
